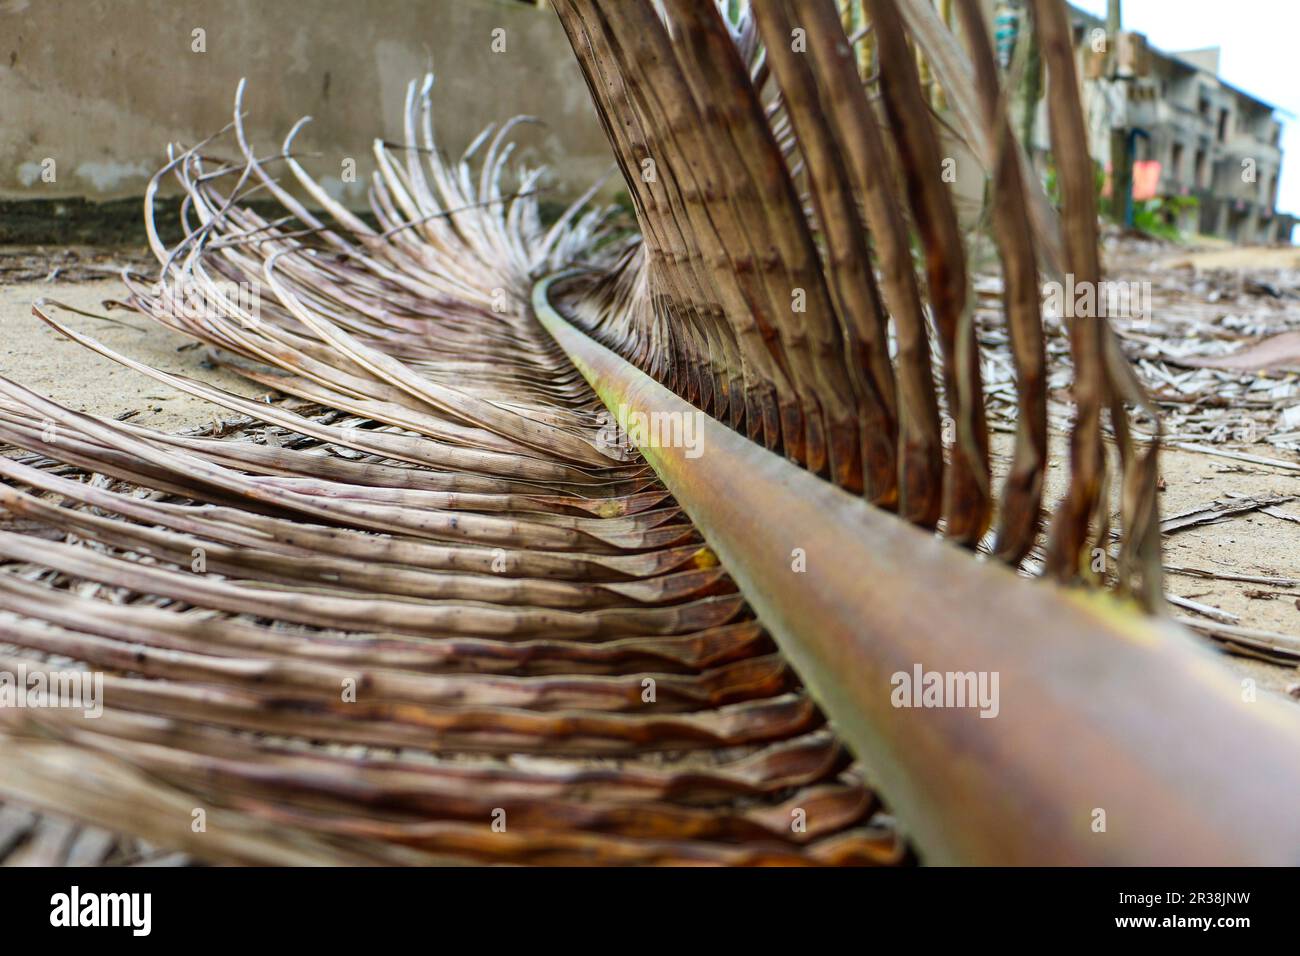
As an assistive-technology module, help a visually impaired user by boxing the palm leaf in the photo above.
[0,0,1168,866]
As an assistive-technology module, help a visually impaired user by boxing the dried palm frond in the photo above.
[0,0,1164,867]
[551,0,1161,606]
[0,73,904,866]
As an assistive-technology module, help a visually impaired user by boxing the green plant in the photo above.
[1132,195,1200,241]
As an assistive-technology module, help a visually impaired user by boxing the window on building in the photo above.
[1170,142,1184,181]
[1218,108,1230,142]
[1194,149,1206,189]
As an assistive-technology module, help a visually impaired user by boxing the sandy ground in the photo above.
[1162,246,1300,272]
[990,431,1300,698]
[0,271,264,432]
[1,246,1298,703]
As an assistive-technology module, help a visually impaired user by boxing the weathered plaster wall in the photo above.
[0,0,612,207]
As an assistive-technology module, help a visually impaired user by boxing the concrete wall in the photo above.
[0,0,613,208]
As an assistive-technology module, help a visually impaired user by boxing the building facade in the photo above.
[1123,44,1290,242]
[1002,1,1293,244]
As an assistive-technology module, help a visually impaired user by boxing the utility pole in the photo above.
[1016,10,1041,156]
[1108,0,1134,226]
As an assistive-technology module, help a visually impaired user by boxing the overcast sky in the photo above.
[1071,0,1300,221]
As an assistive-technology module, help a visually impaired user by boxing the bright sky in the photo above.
[1071,0,1300,221]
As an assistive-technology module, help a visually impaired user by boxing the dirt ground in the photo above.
[1,241,1298,703]
[0,247,264,431]
[991,431,1300,699]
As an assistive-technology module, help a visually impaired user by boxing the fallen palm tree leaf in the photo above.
[551,0,1160,604]
[1172,330,1300,372]
[0,0,1286,867]
[0,60,903,865]
[536,284,1300,863]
